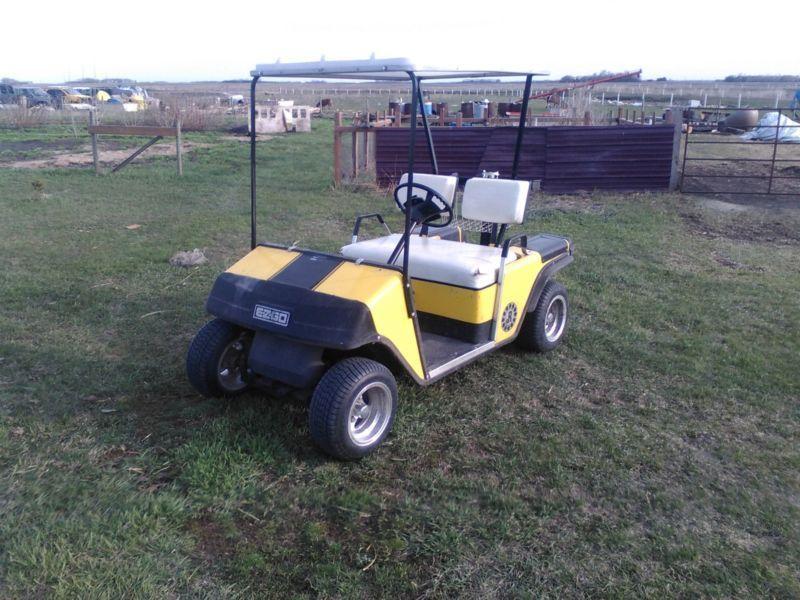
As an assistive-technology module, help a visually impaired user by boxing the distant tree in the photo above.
[723,74,800,82]
[559,70,639,83]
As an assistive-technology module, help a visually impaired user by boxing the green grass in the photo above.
[1,122,799,598]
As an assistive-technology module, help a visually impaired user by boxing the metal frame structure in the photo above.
[248,58,544,314]
[680,107,800,196]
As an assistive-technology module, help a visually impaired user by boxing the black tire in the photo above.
[186,318,251,398]
[309,357,398,460]
[517,280,569,352]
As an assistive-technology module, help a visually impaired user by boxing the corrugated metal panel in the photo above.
[374,125,675,192]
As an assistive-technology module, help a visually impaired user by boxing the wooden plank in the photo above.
[88,125,178,137]
[110,136,163,173]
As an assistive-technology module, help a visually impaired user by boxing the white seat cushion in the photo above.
[398,173,457,205]
[341,234,516,289]
[461,177,530,224]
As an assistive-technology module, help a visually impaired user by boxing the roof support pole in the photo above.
[249,75,260,249]
[402,72,418,317]
[511,74,533,180]
[416,78,438,174]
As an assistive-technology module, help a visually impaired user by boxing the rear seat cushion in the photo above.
[461,177,530,224]
[341,234,516,289]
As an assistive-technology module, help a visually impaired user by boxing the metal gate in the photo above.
[680,107,800,197]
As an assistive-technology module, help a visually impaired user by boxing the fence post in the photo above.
[767,108,781,193]
[363,129,369,171]
[175,117,183,176]
[669,121,682,190]
[333,111,343,187]
[89,110,99,175]
[352,129,359,179]
[456,111,463,127]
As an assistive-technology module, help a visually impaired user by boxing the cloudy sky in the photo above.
[3,0,793,83]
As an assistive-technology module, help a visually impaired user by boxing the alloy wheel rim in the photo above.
[544,295,567,342]
[216,339,247,392]
[347,381,393,447]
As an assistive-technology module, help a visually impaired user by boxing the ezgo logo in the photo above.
[253,304,290,327]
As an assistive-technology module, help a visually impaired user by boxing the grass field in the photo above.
[1,121,799,598]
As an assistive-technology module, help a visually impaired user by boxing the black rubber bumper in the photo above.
[206,272,378,350]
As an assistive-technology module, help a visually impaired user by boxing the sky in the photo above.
[3,0,795,83]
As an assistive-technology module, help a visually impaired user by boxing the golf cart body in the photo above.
[189,57,573,459]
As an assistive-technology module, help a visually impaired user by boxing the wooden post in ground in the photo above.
[583,110,592,126]
[363,129,369,172]
[175,118,183,176]
[351,130,359,179]
[89,110,100,175]
[333,112,343,187]
[669,121,682,191]
[456,111,463,127]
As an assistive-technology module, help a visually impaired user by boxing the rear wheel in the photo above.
[517,281,568,352]
[309,357,398,460]
[186,318,251,397]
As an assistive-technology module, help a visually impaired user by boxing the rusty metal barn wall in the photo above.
[374,125,674,192]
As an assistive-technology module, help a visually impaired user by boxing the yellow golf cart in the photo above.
[187,58,573,459]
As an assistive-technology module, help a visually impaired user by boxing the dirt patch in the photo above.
[682,160,800,208]
[7,141,209,170]
[682,210,800,244]
[188,514,236,562]
[713,252,765,272]
[699,198,749,214]
[219,134,272,143]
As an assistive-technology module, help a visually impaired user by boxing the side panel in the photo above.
[411,279,496,324]
[315,262,425,380]
[493,253,544,343]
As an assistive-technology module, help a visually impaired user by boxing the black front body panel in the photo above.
[206,272,378,350]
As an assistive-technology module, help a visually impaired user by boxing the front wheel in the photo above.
[309,357,398,460]
[517,280,568,352]
[186,318,251,397]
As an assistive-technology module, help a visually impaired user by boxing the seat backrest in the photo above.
[461,177,530,224]
[398,173,457,205]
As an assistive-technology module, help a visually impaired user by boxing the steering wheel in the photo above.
[393,182,453,228]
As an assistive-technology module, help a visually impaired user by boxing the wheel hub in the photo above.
[347,382,392,447]
[216,337,248,393]
[544,295,567,342]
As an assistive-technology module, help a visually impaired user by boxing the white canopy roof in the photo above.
[251,57,546,81]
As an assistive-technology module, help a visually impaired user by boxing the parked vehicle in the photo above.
[46,87,91,108]
[14,86,52,107]
[187,58,572,461]
[0,84,17,104]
